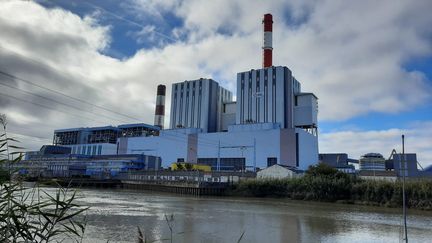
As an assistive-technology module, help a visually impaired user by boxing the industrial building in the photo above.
[319,153,357,174]
[257,164,302,179]
[18,145,160,178]
[116,14,319,171]
[169,78,233,132]
[23,14,319,172]
[52,123,160,156]
[359,153,386,171]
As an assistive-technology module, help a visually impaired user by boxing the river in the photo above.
[42,187,432,243]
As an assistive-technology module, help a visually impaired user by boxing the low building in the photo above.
[319,153,357,174]
[16,146,161,178]
[257,164,302,179]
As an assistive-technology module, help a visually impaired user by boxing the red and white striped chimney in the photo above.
[154,84,166,129]
[262,13,273,68]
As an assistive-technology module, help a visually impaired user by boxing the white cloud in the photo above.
[0,0,431,165]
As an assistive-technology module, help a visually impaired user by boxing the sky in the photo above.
[0,0,431,167]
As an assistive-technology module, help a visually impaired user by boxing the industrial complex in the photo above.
[16,14,429,182]
[25,14,318,173]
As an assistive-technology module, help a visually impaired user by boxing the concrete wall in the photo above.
[296,129,319,170]
[196,126,281,170]
[122,124,319,170]
[294,94,318,127]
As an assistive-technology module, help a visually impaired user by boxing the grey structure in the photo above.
[319,153,357,173]
[53,123,160,146]
[52,123,160,156]
[19,145,161,178]
[169,78,232,133]
[236,66,301,128]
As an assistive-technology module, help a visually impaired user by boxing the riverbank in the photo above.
[227,176,432,210]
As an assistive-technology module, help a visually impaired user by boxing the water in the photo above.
[43,187,432,243]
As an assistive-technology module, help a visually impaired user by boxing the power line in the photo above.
[0,92,110,125]
[8,132,52,143]
[80,0,178,42]
[0,81,131,124]
[0,69,142,122]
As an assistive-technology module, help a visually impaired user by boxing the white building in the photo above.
[119,122,318,171]
[119,65,319,171]
[257,164,301,179]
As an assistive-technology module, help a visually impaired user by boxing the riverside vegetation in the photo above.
[0,114,87,242]
[229,163,432,210]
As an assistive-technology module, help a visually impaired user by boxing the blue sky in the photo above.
[40,0,432,131]
[1,0,431,165]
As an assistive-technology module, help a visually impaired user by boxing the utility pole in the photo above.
[253,138,256,172]
[402,134,408,243]
[217,140,221,171]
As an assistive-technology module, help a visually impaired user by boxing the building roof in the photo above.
[259,164,303,173]
[362,153,384,158]
[118,123,160,130]
[55,123,159,134]
[296,92,318,99]
[54,125,119,133]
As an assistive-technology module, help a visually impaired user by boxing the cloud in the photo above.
[319,121,432,167]
[130,0,432,119]
[0,0,431,165]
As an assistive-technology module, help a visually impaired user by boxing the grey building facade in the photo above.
[236,66,301,128]
[169,78,232,133]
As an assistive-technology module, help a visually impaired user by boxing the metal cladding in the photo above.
[262,13,273,68]
[154,84,166,129]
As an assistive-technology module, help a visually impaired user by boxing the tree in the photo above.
[175,163,184,170]
[305,163,345,178]
[184,163,193,171]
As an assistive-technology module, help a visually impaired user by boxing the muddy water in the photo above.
[43,187,432,243]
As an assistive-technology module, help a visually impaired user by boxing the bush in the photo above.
[0,114,88,242]
[230,163,432,210]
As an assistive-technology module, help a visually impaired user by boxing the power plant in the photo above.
[16,13,430,184]
[23,13,319,173]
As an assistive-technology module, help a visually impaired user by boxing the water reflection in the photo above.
[41,188,432,243]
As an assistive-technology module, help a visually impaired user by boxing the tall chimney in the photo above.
[154,84,166,129]
[262,13,273,68]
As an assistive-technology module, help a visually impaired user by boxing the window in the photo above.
[92,145,97,155]
[177,158,185,162]
[82,146,86,155]
[267,157,277,167]
[87,146,91,155]
[98,145,102,155]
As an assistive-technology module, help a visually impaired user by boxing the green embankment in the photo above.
[228,164,432,210]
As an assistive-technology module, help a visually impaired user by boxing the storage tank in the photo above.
[359,153,386,171]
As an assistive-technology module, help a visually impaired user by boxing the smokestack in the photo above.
[154,84,166,129]
[262,13,273,68]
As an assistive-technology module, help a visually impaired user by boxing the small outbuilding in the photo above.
[257,164,302,179]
